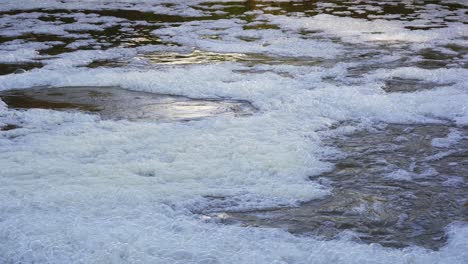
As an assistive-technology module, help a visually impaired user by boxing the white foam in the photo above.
[1,62,468,123]
[364,67,468,86]
[264,13,467,45]
[385,169,414,181]
[153,19,343,58]
[0,12,127,38]
[432,128,464,148]
[1,184,467,264]
[0,40,59,63]
[442,176,465,187]
[1,1,467,263]
[0,0,225,17]
[1,62,465,210]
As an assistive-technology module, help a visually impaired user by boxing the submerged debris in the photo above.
[0,124,19,131]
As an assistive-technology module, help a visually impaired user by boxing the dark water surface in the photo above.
[0,87,256,121]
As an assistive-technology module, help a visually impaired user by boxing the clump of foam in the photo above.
[432,128,464,148]
[153,18,343,58]
[0,40,60,63]
[0,0,225,17]
[385,169,414,181]
[364,67,468,86]
[265,13,467,45]
[1,192,467,263]
[0,12,122,38]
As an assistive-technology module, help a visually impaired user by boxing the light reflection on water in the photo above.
[0,87,257,122]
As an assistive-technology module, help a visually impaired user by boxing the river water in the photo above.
[0,1,467,263]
